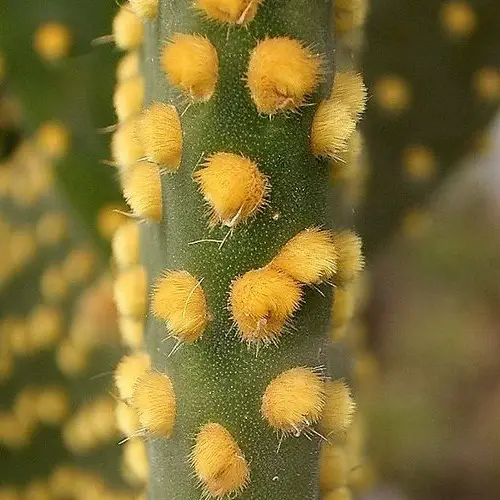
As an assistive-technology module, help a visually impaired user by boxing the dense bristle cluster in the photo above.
[195,0,262,25]
[33,22,72,62]
[194,152,269,227]
[114,352,151,401]
[230,267,302,345]
[192,423,249,498]
[112,118,145,169]
[113,5,144,50]
[122,161,162,221]
[136,102,183,169]
[151,270,209,343]
[129,0,159,20]
[247,37,322,114]
[131,370,176,437]
[261,367,325,435]
[332,72,367,121]
[161,34,219,101]
[320,380,355,436]
[113,75,145,123]
[270,228,338,285]
[113,266,147,317]
[115,401,141,437]
[332,231,364,286]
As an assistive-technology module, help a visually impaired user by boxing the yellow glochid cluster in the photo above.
[195,0,263,25]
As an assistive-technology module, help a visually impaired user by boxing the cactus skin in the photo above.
[360,0,500,256]
[0,141,135,497]
[107,1,367,499]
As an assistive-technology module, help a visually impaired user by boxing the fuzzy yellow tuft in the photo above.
[335,0,368,34]
[261,367,325,435]
[123,438,149,484]
[161,34,219,101]
[36,387,69,425]
[115,401,141,437]
[62,248,96,285]
[136,102,183,169]
[118,316,144,349]
[440,1,476,38]
[113,266,147,318]
[320,443,348,491]
[473,67,500,101]
[114,352,151,401]
[195,0,262,25]
[323,487,353,500]
[332,230,364,286]
[113,5,144,50]
[40,265,68,304]
[28,305,62,350]
[331,130,363,180]
[131,370,176,437]
[112,118,145,169]
[374,75,412,114]
[194,152,269,227]
[192,423,249,498]
[112,221,140,270]
[229,267,302,345]
[117,51,139,82]
[311,99,357,159]
[33,23,72,62]
[35,121,70,159]
[129,0,158,19]
[403,145,437,182]
[122,161,163,221]
[56,338,88,377]
[113,75,145,123]
[270,227,338,285]
[320,380,355,436]
[247,37,322,115]
[332,71,367,120]
[36,212,67,247]
[151,270,209,343]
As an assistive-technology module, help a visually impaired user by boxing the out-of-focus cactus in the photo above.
[0,138,137,499]
[107,1,368,499]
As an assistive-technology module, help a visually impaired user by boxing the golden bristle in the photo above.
[113,75,145,123]
[115,401,141,437]
[261,366,325,435]
[311,99,357,159]
[33,22,72,62]
[113,265,147,318]
[35,120,70,159]
[123,438,149,484]
[319,443,348,491]
[374,75,412,114]
[332,230,364,286]
[40,265,68,304]
[36,387,70,425]
[117,51,139,82]
[112,221,140,269]
[56,338,88,377]
[192,423,250,498]
[28,305,62,350]
[195,0,262,25]
[473,67,500,101]
[129,0,159,19]
[62,248,96,285]
[229,267,302,346]
[323,487,353,500]
[270,227,338,285]
[331,130,363,177]
[36,212,67,247]
[112,118,146,169]
[118,316,144,349]
[193,152,269,227]
[440,1,476,38]
[136,102,183,169]
[161,34,219,101]
[320,380,355,436]
[247,37,322,115]
[131,370,176,437]
[335,0,368,34]
[113,5,144,50]
[332,71,367,120]
[151,270,209,343]
[403,145,437,182]
[114,352,151,401]
[122,161,163,221]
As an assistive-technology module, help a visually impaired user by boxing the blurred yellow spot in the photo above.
[403,145,437,182]
[473,67,500,101]
[374,75,411,114]
[97,204,127,240]
[36,121,70,159]
[33,22,72,62]
[440,1,476,39]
